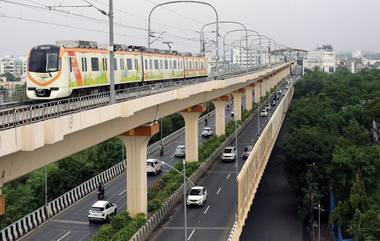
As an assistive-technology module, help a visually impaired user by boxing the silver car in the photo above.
[174,145,186,158]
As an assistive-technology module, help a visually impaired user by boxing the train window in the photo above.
[134,59,139,70]
[91,58,99,71]
[127,59,133,70]
[120,58,125,70]
[69,57,73,72]
[154,60,159,70]
[169,60,172,69]
[113,58,117,71]
[173,60,177,69]
[164,60,168,70]
[160,60,163,69]
[102,58,107,71]
[46,53,59,72]
[149,59,153,70]
[81,57,87,72]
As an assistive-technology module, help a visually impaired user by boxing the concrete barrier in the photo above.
[228,83,294,241]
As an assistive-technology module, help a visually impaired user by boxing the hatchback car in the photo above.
[174,145,186,158]
[241,145,253,160]
[201,127,213,138]
[88,201,117,223]
[186,186,207,206]
[222,146,237,162]
[147,159,162,175]
[260,109,269,117]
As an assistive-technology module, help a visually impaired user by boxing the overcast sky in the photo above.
[0,0,379,56]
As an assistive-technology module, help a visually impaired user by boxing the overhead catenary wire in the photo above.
[1,0,201,45]
[91,0,199,33]
[144,0,204,25]
[0,12,146,40]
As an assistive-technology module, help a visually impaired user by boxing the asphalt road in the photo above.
[150,83,288,241]
[20,100,236,241]
[239,118,303,241]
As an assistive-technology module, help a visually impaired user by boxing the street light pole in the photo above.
[147,1,219,75]
[161,161,194,241]
[108,0,115,103]
[183,159,187,241]
[313,203,325,241]
[44,166,47,205]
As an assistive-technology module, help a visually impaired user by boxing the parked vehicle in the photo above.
[260,109,269,117]
[201,127,213,138]
[270,100,276,106]
[147,159,162,175]
[174,145,186,158]
[186,186,207,206]
[222,146,237,162]
[241,145,253,160]
[88,201,117,223]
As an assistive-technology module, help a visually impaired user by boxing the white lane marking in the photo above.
[56,231,71,241]
[187,229,195,240]
[118,189,127,196]
[226,173,231,180]
[51,220,88,225]
[203,205,210,215]
[216,187,221,195]
[165,226,230,230]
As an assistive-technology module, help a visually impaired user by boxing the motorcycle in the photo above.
[97,189,105,200]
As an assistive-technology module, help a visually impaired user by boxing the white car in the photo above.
[277,89,282,95]
[147,159,162,175]
[222,146,237,162]
[88,201,117,223]
[201,127,213,138]
[187,186,207,206]
[174,145,186,158]
[260,109,269,117]
[265,104,272,111]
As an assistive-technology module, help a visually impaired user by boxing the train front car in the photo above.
[27,45,70,100]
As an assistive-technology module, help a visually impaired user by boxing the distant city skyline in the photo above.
[0,0,379,56]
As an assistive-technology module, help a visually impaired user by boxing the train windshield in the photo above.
[29,45,60,73]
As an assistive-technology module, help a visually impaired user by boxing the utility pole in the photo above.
[109,0,115,103]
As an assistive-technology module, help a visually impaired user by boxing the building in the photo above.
[0,55,28,79]
[227,48,259,66]
[352,50,363,59]
[303,45,336,73]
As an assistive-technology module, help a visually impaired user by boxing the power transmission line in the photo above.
[0,12,146,40]
[90,0,199,33]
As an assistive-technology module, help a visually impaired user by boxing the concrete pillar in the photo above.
[245,85,254,111]
[180,104,205,162]
[232,89,244,121]
[119,123,159,217]
[254,82,261,103]
[212,95,231,137]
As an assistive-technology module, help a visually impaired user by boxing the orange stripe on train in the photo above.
[68,51,83,86]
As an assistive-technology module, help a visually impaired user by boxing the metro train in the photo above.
[26,40,208,100]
